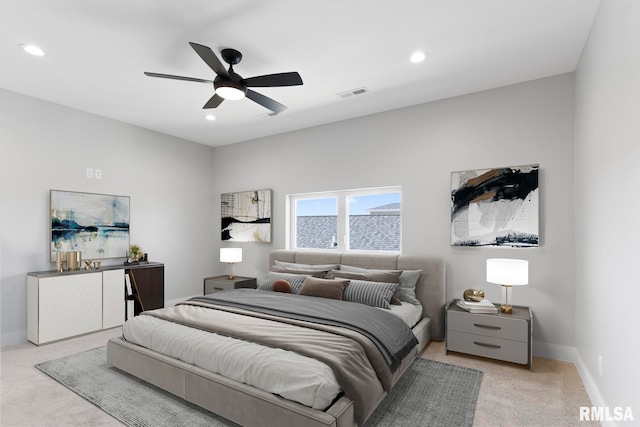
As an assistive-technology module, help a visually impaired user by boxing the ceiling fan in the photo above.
[145,42,303,114]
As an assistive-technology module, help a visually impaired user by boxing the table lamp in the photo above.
[220,248,242,280]
[486,258,528,314]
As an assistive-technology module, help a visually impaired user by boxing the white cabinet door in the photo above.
[103,269,125,329]
[38,273,102,344]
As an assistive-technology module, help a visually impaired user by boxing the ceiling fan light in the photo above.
[215,81,247,100]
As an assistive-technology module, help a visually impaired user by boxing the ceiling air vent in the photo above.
[256,111,280,118]
[337,87,369,99]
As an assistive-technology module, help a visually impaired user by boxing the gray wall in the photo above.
[213,73,576,358]
[0,88,218,345]
[574,0,640,416]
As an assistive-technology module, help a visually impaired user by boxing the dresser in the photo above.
[27,262,164,345]
[446,299,533,370]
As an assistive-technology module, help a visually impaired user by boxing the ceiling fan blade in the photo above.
[144,72,213,84]
[246,89,287,114]
[189,42,230,78]
[203,94,224,109]
[243,72,303,87]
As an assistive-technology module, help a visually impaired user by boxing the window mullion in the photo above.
[336,195,346,251]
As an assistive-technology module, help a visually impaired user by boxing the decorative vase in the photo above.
[56,251,65,272]
[66,251,81,271]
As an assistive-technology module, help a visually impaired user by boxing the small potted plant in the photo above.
[128,244,142,263]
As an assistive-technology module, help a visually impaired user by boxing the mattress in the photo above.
[122,300,423,411]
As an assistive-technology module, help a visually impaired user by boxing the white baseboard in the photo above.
[533,340,579,362]
[534,341,620,426]
[1,330,28,348]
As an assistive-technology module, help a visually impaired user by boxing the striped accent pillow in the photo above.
[343,280,399,309]
[258,272,310,294]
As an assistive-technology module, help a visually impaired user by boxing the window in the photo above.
[288,187,401,252]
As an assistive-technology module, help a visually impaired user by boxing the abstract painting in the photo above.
[221,189,271,242]
[50,190,130,261]
[451,164,539,247]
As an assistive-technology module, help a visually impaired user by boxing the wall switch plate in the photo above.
[86,168,94,178]
[95,169,102,179]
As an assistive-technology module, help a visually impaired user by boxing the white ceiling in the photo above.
[1,0,600,147]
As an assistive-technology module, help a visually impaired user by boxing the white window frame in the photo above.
[286,186,401,253]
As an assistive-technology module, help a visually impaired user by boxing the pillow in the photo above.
[274,260,340,271]
[258,272,309,294]
[342,280,399,309]
[270,265,329,278]
[272,279,291,293]
[298,277,349,300]
[328,270,402,305]
[340,265,422,305]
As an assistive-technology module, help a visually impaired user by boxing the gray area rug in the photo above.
[36,346,482,427]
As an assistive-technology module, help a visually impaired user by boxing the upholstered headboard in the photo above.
[268,250,446,341]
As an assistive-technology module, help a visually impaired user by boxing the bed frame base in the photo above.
[108,337,355,427]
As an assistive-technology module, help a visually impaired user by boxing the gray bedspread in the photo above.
[142,289,418,425]
[189,290,417,372]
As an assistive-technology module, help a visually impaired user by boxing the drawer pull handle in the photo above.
[473,323,501,330]
[213,287,224,290]
[474,341,501,349]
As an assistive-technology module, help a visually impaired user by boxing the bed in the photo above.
[107,250,446,427]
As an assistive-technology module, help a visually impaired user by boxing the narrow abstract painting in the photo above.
[221,189,272,242]
[451,165,539,247]
[50,190,130,261]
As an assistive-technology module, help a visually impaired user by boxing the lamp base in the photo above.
[501,284,513,314]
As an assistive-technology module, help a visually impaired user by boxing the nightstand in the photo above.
[446,299,533,370]
[203,275,257,295]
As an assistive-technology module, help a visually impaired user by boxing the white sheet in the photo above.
[122,301,423,410]
[381,302,423,328]
[123,314,341,409]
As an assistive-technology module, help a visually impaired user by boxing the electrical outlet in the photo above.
[95,169,102,179]
[86,168,94,179]
[598,354,603,376]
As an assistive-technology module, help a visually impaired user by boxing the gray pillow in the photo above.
[340,265,422,305]
[270,265,328,277]
[342,280,398,309]
[258,272,310,294]
[298,277,349,300]
[328,270,402,305]
[274,260,340,271]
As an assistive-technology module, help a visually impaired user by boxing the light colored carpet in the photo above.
[35,346,483,427]
[423,341,599,427]
[1,329,597,426]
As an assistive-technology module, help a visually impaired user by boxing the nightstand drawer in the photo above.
[205,279,235,292]
[448,310,528,342]
[447,331,529,365]
[203,276,257,295]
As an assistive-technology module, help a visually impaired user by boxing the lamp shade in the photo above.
[486,259,528,285]
[220,248,242,263]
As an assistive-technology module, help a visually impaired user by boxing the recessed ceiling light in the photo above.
[19,44,45,56]
[204,114,216,121]
[410,51,427,63]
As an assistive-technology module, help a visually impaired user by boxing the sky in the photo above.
[296,193,400,216]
